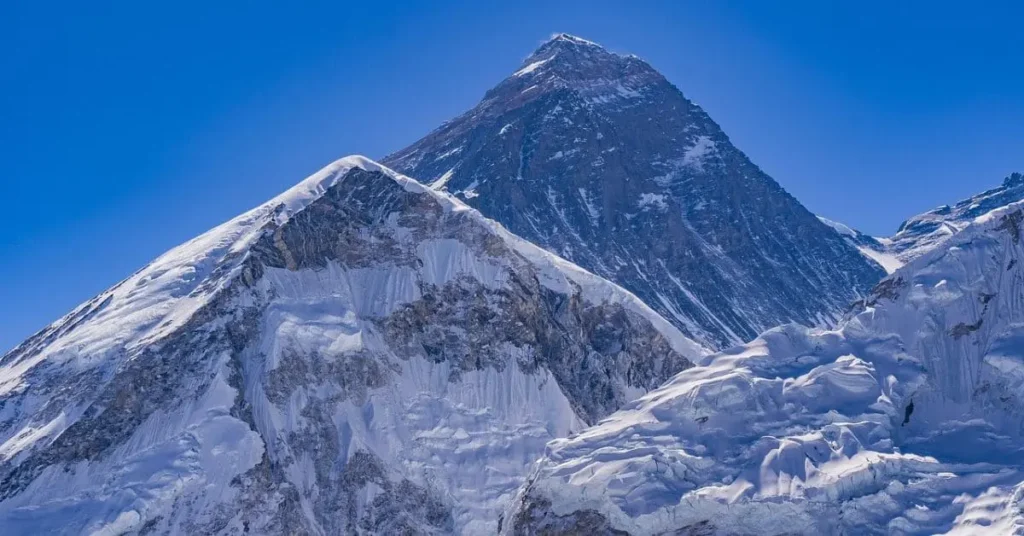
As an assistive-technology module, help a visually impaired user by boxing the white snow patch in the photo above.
[578,188,601,225]
[514,55,554,77]
[681,135,717,171]
[858,246,904,274]
[430,167,456,190]
[637,193,668,211]
[433,145,463,162]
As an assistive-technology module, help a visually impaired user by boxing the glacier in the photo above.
[508,199,1024,535]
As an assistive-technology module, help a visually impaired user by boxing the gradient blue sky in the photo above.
[2,1,1021,351]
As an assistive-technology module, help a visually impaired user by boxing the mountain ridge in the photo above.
[822,171,1024,273]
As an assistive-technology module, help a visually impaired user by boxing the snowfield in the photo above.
[507,201,1024,535]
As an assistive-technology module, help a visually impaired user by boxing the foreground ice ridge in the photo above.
[0,156,705,534]
[385,33,885,350]
[507,201,1024,535]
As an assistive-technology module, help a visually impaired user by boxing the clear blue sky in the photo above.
[2,1,1021,351]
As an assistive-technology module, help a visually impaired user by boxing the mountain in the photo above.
[0,157,704,534]
[889,172,1024,260]
[822,172,1024,273]
[506,198,1024,534]
[384,33,886,350]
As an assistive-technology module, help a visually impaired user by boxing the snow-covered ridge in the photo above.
[890,172,1024,261]
[3,156,396,367]
[821,173,1024,274]
[270,155,703,357]
[3,155,699,373]
[0,156,704,534]
[507,200,1024,534]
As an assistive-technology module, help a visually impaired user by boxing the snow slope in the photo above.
[508,200,1024,535]
[0,157,704,535]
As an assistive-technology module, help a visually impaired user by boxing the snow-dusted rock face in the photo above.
[0,157,704,535]
[889,172,1024,261]
[822,172,1024,273]
[384,33,885,349]
[507,201,1024,535]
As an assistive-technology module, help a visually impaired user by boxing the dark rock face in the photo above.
[509,493,629,536]
[385,34,885,349]
[251,168,691,423]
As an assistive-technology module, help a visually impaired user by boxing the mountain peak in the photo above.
[385,37,885,350]
[521,32,624,67]
[486,33,663,111]
[1003,171,1024,187]
[540,33,604,50]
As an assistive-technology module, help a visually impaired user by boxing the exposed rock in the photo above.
[385,34,885,349]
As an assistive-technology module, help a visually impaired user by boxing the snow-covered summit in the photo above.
[386,35,885,350]
[545,33,602,47]
[484,32,666,115]
[507,197,1024,535]
[524,33,606,62]
[0,156,703,534]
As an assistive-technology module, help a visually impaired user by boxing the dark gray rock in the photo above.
[384,34,885,349]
